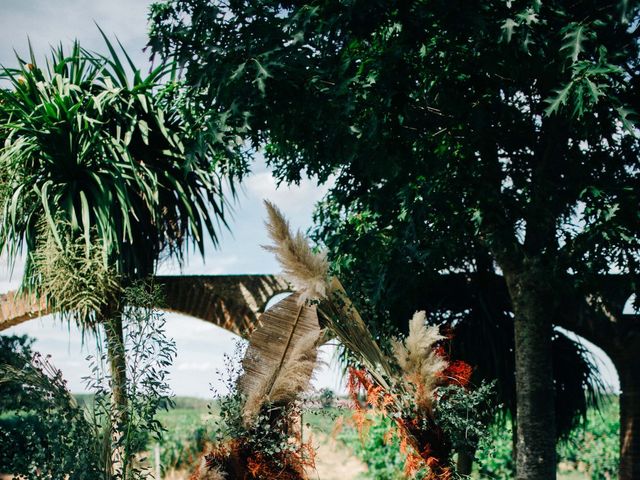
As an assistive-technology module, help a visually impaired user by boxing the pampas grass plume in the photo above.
[392,311,448,411]
[263,200,329,303]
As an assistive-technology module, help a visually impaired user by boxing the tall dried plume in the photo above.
[263,200,329,303]
[392,311,448,412]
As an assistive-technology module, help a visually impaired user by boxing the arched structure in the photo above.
[0,274,291,337]
[156,275,290,336]
[0,290,49,331]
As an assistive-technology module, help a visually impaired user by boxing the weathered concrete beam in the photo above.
[0,274,291,338]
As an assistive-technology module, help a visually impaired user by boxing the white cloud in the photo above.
[0,252,25,293]
[157,255,239,276]
[244,171,331,216]
[176,361,215,372]
[0,0,153,69]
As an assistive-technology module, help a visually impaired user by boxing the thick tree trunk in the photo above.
[619,357,640,480]
[505,267,557,480]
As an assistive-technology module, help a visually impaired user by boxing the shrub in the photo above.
[475,420,515,479]
[557,399,619,479]
[318,388,337,409]
[0,282,177,480]
[340,414,406,480]
[0,349,104,479]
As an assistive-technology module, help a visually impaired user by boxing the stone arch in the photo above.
[0,274,291,337]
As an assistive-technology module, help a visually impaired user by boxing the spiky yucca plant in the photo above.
[0,35,232,279]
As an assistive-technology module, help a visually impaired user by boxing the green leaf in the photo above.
[501,19,518,43]
[252,58,272,79]
[138,119,149,145]
[617,107,639,136]
[79,190,91,255]
[39,180,62,248]
[544,81,574,116]
[561,24,585,63]
[230,62,246,80]
[585,78,604,103]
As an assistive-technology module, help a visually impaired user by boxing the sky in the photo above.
[0,0,620,397]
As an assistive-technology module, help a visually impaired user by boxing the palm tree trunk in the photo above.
[103,302,128,476]
[504,267,557,480]
[619,358,640,480]
[105,312,127,421]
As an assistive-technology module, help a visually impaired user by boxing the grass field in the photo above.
[149,397,619,479]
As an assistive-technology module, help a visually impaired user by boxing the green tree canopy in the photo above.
[149,1,640,478]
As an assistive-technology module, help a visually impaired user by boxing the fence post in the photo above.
[154,443,161,480]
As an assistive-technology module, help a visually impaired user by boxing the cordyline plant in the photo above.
[261,201,495,479]
[0,30,238,477]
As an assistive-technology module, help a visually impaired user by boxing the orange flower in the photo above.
[440,360,473,387]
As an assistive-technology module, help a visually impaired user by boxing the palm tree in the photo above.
[0,33,239,474]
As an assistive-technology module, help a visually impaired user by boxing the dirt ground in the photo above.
[305,433,368,480]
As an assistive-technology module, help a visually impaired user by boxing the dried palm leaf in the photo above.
[239,292,321,423]
[317,277,393,390]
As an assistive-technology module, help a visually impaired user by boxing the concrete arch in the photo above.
[0,274,291,338]
[155,275,291,337]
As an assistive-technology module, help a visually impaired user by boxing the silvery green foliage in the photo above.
[84,283,177,480]
[433,381,498,456]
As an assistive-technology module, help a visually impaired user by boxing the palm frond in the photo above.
[239,292,321,424]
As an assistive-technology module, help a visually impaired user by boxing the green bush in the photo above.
[475,421,515,479]
[0,349,104,479]
[340,414,406,480]
[475,399,619,479]
[557,399,619,479]
[159,424,213,474]
[337,400,619,479]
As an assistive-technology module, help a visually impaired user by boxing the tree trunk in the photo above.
[103,304,128,476]
[504,266,557,480]
[105,312,127,422]
[619,357,640,480]
[456,451,474,475]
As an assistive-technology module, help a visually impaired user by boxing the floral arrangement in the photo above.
[192,201,493,479]
[261,201,494,479]
[347,312,473,479]
[191,326,320,479]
